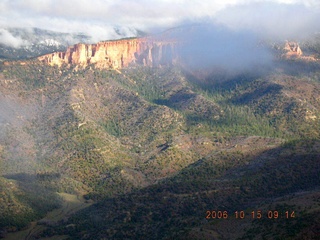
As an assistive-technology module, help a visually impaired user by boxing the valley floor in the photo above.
[4,193,92,240]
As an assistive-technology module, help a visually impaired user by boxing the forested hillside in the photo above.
[0,49,319,239]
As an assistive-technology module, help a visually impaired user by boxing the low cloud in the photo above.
[1,0,319,43]
[1,1,320,44]
[173,24,272,72]
[215,2,320,40]
[0,29,26,48]
[32,19,139,43]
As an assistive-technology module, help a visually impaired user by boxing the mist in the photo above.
[215,2,320,41]
[0,93,36,140]
[168,24,272,73]
[0,28,27,48]
[2,1,320,43]
[162,1,320,73]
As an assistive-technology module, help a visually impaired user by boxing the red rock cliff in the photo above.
[38,38,177,69]
[282,41,303,59]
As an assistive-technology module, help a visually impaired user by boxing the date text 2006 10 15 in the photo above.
[205,210,295,219]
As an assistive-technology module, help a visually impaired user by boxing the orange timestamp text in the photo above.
[205,210,295,219]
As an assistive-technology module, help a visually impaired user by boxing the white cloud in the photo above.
[0,0,320,42]
[215,2,320,40]
[173,24,273,72]
[0,28,27,47]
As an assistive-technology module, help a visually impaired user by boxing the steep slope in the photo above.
[0,36,320,239]
[47,138,320,240]
[184,61,320,139]
[0,60,223,234]
[26,58,320,239]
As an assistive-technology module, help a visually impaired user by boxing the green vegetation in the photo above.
[0,175,62,231]
[0,55,319,239]
[50,139,319,240]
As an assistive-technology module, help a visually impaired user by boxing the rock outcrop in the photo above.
[282,41,303,59]
[281,41,317,61]
[38,38,177,69]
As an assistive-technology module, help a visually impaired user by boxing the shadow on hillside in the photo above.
[1,172,62,229]
[61,138,320,239]
[3,172,62,207]
[4,172,61,182]
[182,60,320,98]
[153,89,196,108]
[276,59,320,77]
[229,83,283,105]
[182,67,269,92]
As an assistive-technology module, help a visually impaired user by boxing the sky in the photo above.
[1,0,320,44]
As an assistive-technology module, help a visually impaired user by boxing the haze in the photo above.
[1,0,320,73]
[1,0,320,44]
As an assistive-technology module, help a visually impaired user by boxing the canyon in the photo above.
[1,32,320,240]
[37,37,317,71]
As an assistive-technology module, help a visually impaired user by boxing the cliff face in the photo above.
[38,38,177,69]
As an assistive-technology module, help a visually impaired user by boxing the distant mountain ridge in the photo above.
[0,27,91,60]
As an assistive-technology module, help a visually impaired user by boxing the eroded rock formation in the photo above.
[280,41,318,61]
[282,41,303,59]
[38,38,177,69]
